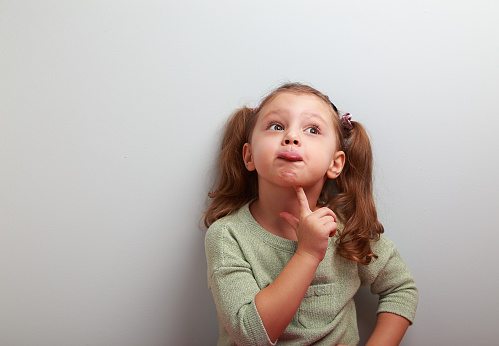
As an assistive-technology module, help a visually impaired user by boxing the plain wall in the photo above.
[1,1,498,345]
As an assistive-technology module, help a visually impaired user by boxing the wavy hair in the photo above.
[204,83,383,265]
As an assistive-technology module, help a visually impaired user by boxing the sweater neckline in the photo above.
[238,203,300,253]
[238,202,338,253]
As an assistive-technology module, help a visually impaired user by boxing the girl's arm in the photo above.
[357,237,418,346]
[256,186,338,342]
[337,313,409,346]
[366,312,410,346]
[254,251,320,342]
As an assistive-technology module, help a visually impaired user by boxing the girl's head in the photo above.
[205,83,383,264]
[243,89,346,194]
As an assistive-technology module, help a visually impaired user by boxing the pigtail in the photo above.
[203,107,258,228]
[330,121,384,265]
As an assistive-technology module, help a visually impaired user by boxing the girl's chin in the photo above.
[258,171,325,189]
[276,174,300,186]
[276,177,323,189]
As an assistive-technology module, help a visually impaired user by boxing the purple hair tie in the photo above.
[253,106,259,112]
[341,113,353,130]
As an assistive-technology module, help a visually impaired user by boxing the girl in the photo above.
[204,83,418,345]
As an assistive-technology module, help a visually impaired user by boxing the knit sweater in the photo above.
[205,203,418,345]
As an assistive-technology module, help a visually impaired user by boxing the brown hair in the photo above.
[204,83,383,265]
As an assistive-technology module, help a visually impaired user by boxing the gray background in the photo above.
[2,1,498,345]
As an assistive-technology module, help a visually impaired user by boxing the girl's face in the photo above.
[243,92,345,190]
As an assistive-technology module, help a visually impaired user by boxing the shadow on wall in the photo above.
[169,228,219,344]
[355,286,378,344]
[167,142,222,344]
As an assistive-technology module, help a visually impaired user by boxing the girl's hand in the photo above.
[280,186,338,262]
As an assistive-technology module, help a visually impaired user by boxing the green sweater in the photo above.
[205,203,418,345]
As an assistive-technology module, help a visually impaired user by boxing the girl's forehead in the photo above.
[267,91,326,104]
[260,92,336,121]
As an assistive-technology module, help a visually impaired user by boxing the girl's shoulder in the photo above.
[205,205,251,271]
[370,234,396,253]
[206,204,250,235]
[357,234,410,284]
[205,203,259,250]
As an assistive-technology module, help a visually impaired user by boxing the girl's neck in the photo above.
[249,183,323,241]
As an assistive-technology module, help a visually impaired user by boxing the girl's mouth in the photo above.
[277,152,303,162]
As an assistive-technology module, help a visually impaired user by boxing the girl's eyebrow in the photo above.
[261,109,287,118]
[304,112,324,119]
[258,110,288,124]
[302,112,329,124]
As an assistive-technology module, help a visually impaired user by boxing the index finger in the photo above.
[294,186,312,215]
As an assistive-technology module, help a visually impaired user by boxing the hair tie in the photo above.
[253,106,259,112]
[341,113,353,130]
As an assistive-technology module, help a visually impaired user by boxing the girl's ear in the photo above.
[326,151,345,179]
[242,143,256,171]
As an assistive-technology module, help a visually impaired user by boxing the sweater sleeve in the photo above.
[358,236,419,324]
[205,222,275,346]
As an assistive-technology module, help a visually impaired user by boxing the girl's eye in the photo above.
[305,126,320,135]
[269,123,284,131]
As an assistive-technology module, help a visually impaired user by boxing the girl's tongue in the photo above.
[278,152,303,162]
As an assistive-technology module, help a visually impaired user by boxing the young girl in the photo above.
[204,83,418,345]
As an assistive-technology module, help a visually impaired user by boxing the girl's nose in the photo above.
[283,132,300,146]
